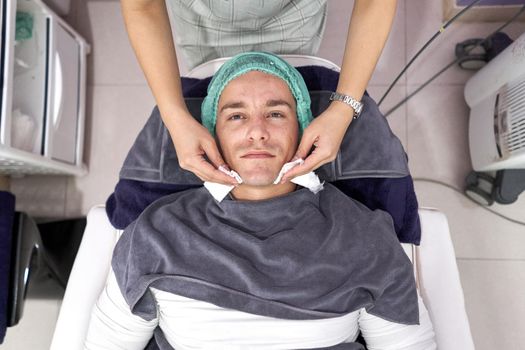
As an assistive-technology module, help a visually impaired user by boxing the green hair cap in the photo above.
[201,52,313,136]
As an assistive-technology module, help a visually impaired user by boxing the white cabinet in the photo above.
[0,0,89,175]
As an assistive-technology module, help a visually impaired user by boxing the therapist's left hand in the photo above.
[280,102,354,183]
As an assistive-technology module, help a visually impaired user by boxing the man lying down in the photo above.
[85,52,436,350]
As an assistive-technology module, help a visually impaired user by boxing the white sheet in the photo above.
[84,268,436,350]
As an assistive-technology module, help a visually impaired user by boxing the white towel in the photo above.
[203,166,242,202]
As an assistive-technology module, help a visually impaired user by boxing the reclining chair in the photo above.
[50,56,475,350]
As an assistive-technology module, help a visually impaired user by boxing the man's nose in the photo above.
[247,117,270,142]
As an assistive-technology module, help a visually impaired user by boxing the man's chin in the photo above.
[240,177,277,187]
[237,170,280,187]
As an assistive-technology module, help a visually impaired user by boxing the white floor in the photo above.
[5,0,525,349]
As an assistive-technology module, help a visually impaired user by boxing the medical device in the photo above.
[464,32,525,172]
[462,32,525,206]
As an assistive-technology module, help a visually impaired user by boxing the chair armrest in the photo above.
[50,206,119,350]
[416,208,475,350]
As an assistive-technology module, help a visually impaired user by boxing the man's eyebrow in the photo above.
[219,99,294,113]
[219,101,246,113]
[265,99,294,110]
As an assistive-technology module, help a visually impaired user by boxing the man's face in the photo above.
[216,71,299,186]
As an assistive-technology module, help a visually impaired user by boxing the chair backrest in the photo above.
[50,206,475,350]
[186,55,341,79]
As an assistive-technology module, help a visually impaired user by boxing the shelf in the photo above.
[0,143,87,176]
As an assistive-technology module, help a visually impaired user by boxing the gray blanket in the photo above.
[112,184,418,327]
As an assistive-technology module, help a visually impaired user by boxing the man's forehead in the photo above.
[219,99,295,113]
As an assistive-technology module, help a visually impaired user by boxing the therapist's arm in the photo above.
[335,0,397,104]
[281,0,398,182]
[119,0,237,185]
[84,269,157,350]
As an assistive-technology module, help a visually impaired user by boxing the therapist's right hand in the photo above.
[167,112,239,186]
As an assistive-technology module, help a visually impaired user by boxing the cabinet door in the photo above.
[2,1,49,154]
[44,20,79,164]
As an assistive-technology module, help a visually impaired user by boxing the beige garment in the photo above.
[166,0,328,69]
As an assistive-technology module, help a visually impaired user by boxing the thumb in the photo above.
[294,133,318,160]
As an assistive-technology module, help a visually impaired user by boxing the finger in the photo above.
[201,138,227,169]
[192,158,239,185]
[280,152,326,183]
[199,140,239,185]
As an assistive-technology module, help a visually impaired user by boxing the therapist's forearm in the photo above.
[337,0,397,101]
[120,0,188,130]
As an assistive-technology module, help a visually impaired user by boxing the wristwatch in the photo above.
[329,92,363,119]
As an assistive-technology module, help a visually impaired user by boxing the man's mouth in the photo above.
[241,151,275,159]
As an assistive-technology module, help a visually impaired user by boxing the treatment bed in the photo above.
[50,56,475,350]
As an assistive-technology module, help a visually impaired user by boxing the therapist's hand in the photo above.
[167,113,239,185]
[280,102,353,183]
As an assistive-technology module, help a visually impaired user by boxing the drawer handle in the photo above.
[52,51,64,129]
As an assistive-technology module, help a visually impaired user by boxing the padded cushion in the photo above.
[0,191,15,343]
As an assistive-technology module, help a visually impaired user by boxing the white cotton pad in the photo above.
[273,158,304,184]
[219,165,243,184]
[273,159,324,194]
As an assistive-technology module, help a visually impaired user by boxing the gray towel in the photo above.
[112,184,418,325]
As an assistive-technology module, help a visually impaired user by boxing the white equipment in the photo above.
[465,31,525,172]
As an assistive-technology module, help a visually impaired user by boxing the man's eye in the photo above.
[269,112,284,118]
[228,114,244,121]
